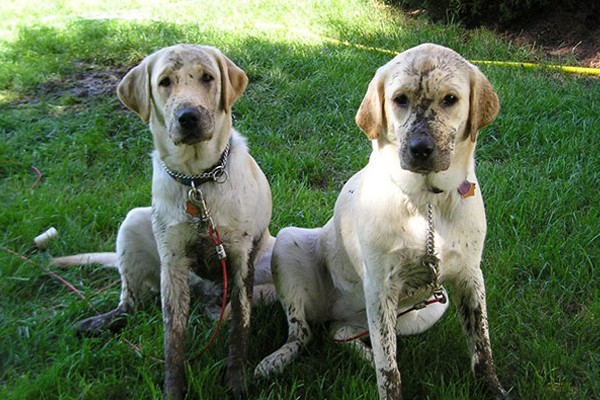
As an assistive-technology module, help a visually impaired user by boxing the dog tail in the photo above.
[52,252,118,268]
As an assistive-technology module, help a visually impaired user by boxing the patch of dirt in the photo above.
[40,63,127,99]
[13,64,127,107]
[499,6,600,68]
[71,70,123,98]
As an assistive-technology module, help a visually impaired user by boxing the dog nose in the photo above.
[409,136,435,160]
[176,108,202,131]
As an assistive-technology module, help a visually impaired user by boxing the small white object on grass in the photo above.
[34,227,58,250]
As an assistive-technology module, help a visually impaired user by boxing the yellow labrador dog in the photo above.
[256,44,510,399]
[57,45,274,400]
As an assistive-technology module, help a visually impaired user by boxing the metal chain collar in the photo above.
[333,202,447,343]
[426,203,436,259]
[421,203,445,304]
[161,143,230,186]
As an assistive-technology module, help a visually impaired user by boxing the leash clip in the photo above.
[432,288,447,304]
[187,183,210,222]
[187,183,228,261]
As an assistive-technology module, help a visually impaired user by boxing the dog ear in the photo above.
[216,53,248,112]
[117,58,152,123]
[355,70,386,140]
[466,66,500,141]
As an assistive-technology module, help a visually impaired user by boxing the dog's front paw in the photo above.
[473,361,513,400]
[224,364,246,400]
[163,381,186,400]
[490,385,514,400]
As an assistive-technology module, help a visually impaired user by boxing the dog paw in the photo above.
[493,386,514,400]
[74,312,126,335]
[163,382,186,400]
[223,365,246,400]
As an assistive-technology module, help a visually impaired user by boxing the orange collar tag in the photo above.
[185,200,201,216]
[458,181,476,199]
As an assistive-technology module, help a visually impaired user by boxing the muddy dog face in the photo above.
[117,44,248,148]
[356,43,499,175]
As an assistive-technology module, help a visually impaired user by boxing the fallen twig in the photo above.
[1,245,86,301]
[31,166,43,189]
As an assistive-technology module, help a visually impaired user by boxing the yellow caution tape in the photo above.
[470,60,600,76]
[256,23,600,76]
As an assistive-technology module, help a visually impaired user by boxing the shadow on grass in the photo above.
[0,18,389,194]
[3,14,599,400]
[0,17,488,400]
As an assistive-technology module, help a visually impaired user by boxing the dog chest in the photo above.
[185,232,227,282]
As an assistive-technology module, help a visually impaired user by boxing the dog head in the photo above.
[117,44,248,147]
[356,43,499,176]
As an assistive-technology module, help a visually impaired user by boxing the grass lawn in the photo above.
[1,0,598,399]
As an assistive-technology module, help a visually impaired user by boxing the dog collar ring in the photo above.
[211,166,229,184]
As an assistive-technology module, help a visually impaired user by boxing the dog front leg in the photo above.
[452,270,511,399]
[224,254,253,399]
[364,276,402,400]
[160,251,191,400]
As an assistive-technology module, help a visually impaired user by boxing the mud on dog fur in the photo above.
[255,43,510,400]
[55,44,275,400]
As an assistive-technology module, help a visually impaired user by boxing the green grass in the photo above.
[1,0,598,399]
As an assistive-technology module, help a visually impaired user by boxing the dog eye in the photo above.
[159,77,171,87]
[442,94,458,107]
[201,73,214,83]
[394,94,409,108]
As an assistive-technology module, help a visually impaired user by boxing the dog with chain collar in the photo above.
[256,43,510,399]
[55,44,275,400]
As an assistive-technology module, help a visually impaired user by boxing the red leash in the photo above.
[117,223,229,363]
[333,291,447,343]
[188,224,228,361]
